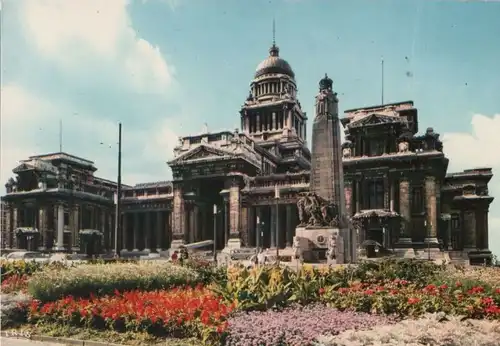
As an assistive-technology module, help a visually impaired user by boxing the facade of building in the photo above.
[1,40,494,262]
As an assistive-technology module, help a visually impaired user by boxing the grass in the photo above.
[3,324,205,346]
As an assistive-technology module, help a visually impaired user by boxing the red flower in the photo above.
[407,297,421,305]
[455,281,463,287]
[318,288,326,295]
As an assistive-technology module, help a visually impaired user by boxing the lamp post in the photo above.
[114,123,122,257]
[274,185,280,261]
[213,204,217,262]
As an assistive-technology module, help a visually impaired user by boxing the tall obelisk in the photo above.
[309,74,353,262]
[310,74,346,212]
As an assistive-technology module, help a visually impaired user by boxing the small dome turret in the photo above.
[319,73,333,91]
[255,43,295,79]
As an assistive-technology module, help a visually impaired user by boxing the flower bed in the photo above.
[320,280,500,319]
[317,313,500,346]
[27,286,233,344]
[224,304,397,346]
[1,260,44,280]
[28,262,202,302]
[1,274,29,294]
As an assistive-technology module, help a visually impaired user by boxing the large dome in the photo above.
[254,44,295,79]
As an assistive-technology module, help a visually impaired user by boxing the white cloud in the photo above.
[0,84,179,191]
[442,113,500,257]
[19,0,174,93]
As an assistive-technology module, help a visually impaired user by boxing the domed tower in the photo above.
[240,34,310,173]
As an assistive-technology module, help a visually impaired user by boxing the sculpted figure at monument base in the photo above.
[296,192,341,228]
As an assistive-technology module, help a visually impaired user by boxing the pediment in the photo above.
[170,145,232,165]
[12,163,34,173]
[350,113,400,128]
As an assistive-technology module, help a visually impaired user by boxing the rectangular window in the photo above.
[64,212,70,226]
[367,180,384,209]
[411,187,424,213]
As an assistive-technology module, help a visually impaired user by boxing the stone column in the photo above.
[133,213,139,251]
[189,206,195,243]
[256,206,263,249]
[72,205,80,249]
[171,184,185,249]
[424,176,439,246]
[38,206,48,250]
[100,210,106,250]
[122,213,128,252]
[270,203,276,248]
[248,207,255,247]
[56,204,65,250]
[240,207,249,246]
[156,211,163,252]
[227,179,241,248]
[286,204,293,247]
[165,211,171,249]
[144,211,151,252]
[344,180,353,216]
[397,177,412,245]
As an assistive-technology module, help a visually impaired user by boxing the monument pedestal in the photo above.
[295,227,346,264]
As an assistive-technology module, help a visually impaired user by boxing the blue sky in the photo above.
[1,0,499,255]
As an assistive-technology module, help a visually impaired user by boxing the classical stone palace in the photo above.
[1,40,494,262]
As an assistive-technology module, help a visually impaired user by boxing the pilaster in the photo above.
[4,206,12,249]
[463,209,476,251]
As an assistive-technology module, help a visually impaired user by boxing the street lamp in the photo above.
[213,204,217,262]
[114,123,122,257]
[274,185,280,261]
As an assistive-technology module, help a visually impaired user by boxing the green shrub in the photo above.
[347,258,445,286]
[28,262,202,302]
[183,259,228,286]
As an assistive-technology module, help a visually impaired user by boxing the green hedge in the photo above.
[28,262,202,302]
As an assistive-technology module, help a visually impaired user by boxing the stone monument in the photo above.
[294,74,356,263]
